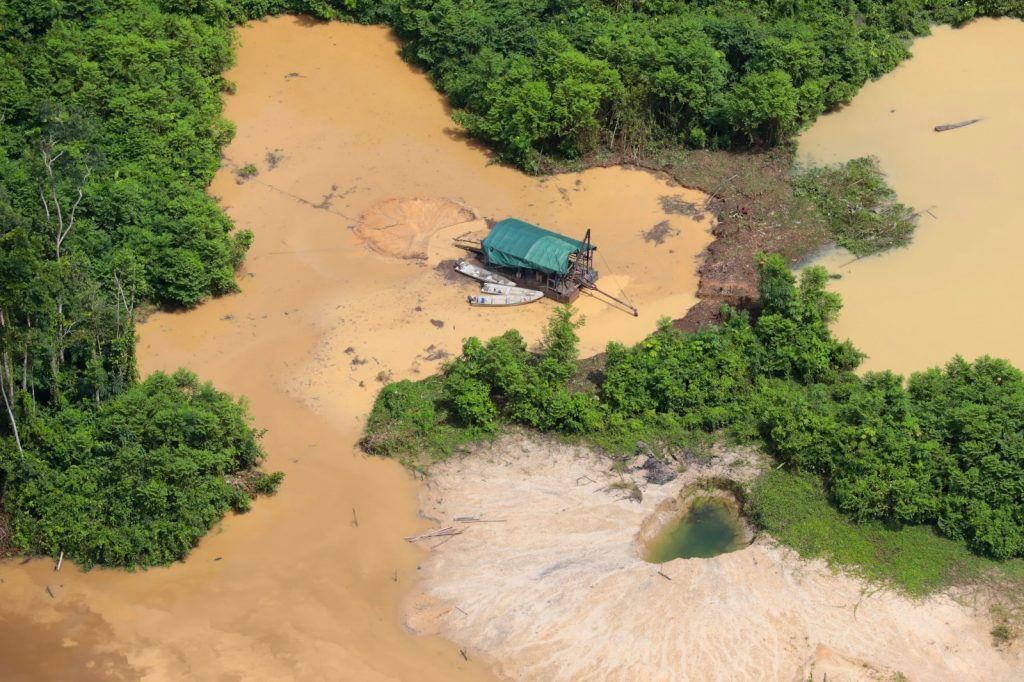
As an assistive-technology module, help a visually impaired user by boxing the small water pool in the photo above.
[645,497,744,562]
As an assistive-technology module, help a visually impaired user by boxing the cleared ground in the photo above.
[406,434,1022,681]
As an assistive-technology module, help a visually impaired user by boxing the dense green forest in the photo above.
[3,0,1023,568]
[347,0,1024,170]
[364,256,1024,562]
[0,0,310,566]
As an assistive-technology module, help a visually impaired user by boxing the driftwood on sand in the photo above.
[934,118,981,132]
[404,526,463,542]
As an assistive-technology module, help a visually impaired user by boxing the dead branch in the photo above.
[405,526,463,542]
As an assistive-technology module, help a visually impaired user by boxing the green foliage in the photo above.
[991,623,1015,646]
[756,355,1024,560]
[748,469,1024,596]
[723,70,800,146]
[367,256,1024,563]
[367,0,1023,167]
[360,377,481,461]
[754,255,861,382]
[0,370,280,568]
[252,471,285,495]
[795,157,918,256]
[0,0,316,568]
[538,306,585,386]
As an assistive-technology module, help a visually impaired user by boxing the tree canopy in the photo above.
[345,0,1023,169]
[0,0,301,567]
[3,0,1023,567]
[366,256,1024,561]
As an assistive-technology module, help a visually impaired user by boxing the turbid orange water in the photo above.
[800,18,1024,375]
[0,16,713,680]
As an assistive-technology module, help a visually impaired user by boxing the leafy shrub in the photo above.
[253,471,285,495]
[0,370,279,568]
[361,377,480,460]
[795,157,918,256]
[367,255,1024,560]
[748,469,1024,595]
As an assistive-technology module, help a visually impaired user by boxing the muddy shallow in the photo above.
[0,16,711,681]
[800,18,1024,375]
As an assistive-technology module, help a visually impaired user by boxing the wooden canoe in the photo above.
[455,260,516,287]
[467,291,544,307]
[480,283,544,296]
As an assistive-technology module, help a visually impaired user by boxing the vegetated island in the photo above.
[0,0,1018,575]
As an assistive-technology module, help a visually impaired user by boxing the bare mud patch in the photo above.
[405,434,1021,681]
[355,197,482,260]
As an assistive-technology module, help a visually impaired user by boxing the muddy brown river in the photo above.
[3,14,1023,682]
[800,18,1024,374]
[0,16,711,680]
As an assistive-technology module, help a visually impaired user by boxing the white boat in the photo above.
[480,283,543,296]
[467,290,544,307]
[455,260,516,287]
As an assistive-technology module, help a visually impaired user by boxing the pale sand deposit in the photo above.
[355,198,479,260]
[406,434,1023,682]
[0,17,710,681]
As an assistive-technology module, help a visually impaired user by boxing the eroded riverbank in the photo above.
[0,16,712,680]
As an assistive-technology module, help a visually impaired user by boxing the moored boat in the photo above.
[480,283,543,296]
[455,260,516,286]
[467,290,544,306]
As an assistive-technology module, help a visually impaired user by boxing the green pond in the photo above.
[645,497,744,563]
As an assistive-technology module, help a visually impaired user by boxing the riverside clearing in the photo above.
[405,435,1021,681]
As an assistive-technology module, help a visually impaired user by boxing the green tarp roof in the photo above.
[481,218,595,276]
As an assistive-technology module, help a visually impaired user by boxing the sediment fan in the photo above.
[355,198,479,260]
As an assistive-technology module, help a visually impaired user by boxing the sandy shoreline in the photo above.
[406,434,1022,681]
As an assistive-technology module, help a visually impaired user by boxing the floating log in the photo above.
[934,118,981,132]
[55,551,63,572]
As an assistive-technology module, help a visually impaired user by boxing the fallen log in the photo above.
[934,118,981,132]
